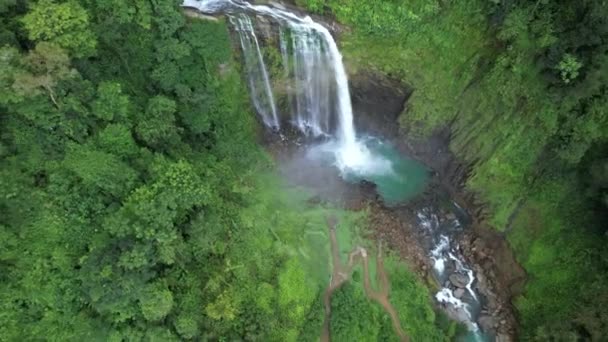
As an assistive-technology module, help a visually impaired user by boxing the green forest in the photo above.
[1,0,607,341]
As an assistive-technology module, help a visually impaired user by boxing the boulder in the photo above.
[449,273,469,288]
[478,315,496,332]
[270,1,287,10]
[454,288,465,299]
[496,333,512,342]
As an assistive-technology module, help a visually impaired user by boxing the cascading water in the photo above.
[416,208,491,342]
[281,24,333,137]
[183,0,391,177]
[230,14,280,129]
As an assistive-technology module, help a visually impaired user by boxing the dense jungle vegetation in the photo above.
[0,0,455,340]
[297,0,608,339]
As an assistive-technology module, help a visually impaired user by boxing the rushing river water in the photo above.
[184,1,493,340]
[416,207,492,342]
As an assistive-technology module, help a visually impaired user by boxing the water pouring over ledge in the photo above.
[183,0,395,178]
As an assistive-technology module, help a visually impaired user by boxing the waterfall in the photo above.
[230,14,280,129]
[183,0,389,176]
[281,24,333,137]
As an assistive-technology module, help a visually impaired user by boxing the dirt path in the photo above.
[360,242,408,341]
[321,216,409,342]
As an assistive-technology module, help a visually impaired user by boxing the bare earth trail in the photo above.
[320,216,410,342]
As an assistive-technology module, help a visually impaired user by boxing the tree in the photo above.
[92,82,130,121]
[0,0,15,13]
[93,0,152,29]
[63,144,138,198]
[139,283,174,322]
[22,0,97,57]
[135,96,180,149]
[95,124,138,159]
[557,54,583,84]
[10,43,73,107]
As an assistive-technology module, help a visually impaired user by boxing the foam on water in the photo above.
[431,235,450,274]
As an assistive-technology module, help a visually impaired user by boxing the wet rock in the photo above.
[444,304,471,325]
[453,288,465,298]
[349,71,411,139]
[183,9,220,21]
[478,315,496,332]
[270,1,286,10]
[449,273,469,288]
[255,15,274,38]
[445,212,457,221]
[476,272,488,291]
[359,179,377,194]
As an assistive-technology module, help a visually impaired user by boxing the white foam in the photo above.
[431,235,450,274]
[448,251,478,301]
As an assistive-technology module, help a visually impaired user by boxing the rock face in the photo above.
[349,71,412,139]
[449,273,469,288]
[257,8,522,338]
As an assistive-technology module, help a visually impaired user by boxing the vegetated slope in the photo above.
[0,1,448,340]
[295,0,608,339]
